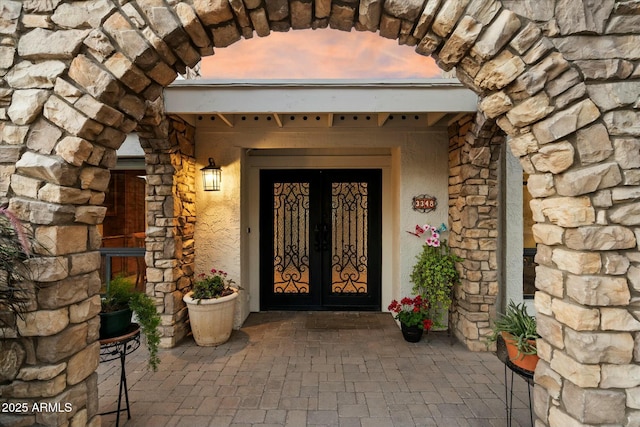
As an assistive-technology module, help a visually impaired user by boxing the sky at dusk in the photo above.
[200,29,443,79]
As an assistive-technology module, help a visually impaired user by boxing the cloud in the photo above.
[201,29,443,79]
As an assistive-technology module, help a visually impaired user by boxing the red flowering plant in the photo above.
[192,268,236,301]
[388,295,433,331]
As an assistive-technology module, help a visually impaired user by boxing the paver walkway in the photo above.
[98,312,533,426]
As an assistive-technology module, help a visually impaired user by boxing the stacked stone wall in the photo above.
[448,113,504,351]
[492,2,640,425]
[1,3,135,426]
[138,114,196,348]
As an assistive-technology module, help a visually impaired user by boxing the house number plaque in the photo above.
[412,194,437,213]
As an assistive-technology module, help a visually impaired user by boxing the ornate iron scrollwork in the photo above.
[272,182,310,294]
[270,179,371,297]
[331,182,369,294]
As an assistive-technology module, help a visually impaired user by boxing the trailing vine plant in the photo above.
[128,291,161,371]
[101,276,162,371]
[409,224,463,328]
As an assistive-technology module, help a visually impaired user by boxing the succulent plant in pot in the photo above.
[489,300,539,372]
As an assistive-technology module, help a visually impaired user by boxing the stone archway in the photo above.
[2,1,639,426]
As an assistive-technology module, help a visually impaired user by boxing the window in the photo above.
[100,169,146,290]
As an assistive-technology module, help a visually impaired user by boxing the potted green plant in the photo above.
[388,295,433,342]
[183,268,239,346]
[410,224,463,328]
[489,300,539,372]
[100,276,161,371]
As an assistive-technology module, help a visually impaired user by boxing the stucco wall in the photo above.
[194,123,450,318]
[503,144,528,310]
[399,132,450,300]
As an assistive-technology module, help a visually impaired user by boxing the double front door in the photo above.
[260,169,382,310]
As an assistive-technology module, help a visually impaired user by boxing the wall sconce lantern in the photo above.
[201,158,221,191]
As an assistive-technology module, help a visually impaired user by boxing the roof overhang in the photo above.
[163,79,478,114]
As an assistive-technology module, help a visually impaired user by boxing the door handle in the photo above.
[321,223,329,251]
[313,224,322,251]
[314,223,329,251]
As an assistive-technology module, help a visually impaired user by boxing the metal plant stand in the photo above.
[496,334,534,427]
[99,323,141,427]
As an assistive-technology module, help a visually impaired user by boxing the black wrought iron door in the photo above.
[260,170,381,310]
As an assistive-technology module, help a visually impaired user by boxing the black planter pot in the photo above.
[99,308,133,339]
[401,323,423,343]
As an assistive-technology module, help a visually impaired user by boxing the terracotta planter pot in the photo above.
[501,331,539,372]
[183,290,238,346]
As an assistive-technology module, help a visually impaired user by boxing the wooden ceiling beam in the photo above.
[217,113,234,127]
[427,112,447,126]
[447,113,467,126]
[273,113,283,128]
[377,113,390,127]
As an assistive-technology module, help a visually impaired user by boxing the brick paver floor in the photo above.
[98,312,533,426]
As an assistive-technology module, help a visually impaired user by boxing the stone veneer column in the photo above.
[138,115,196,348]
[448,113,503,351]
[503,3,640,425]
[2,3,126,426]
[2,1,640,426]
[430,2,640,425]
[1,2,179,425]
